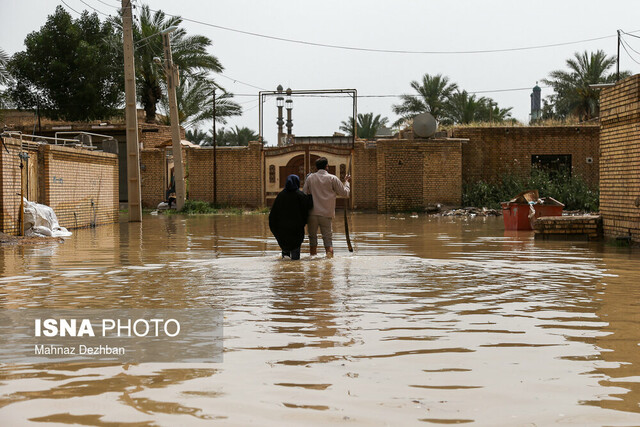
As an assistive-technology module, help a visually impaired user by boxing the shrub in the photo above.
[462,168,598,211]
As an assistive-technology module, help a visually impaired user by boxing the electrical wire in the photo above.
[620,38,640,65]
[78,0,111,16]
[144,5,636,55]
[218,74,266,91]
[622,30,640,40]
[229,86,548,98]
[621,34,640,57]
[60,0,82,15]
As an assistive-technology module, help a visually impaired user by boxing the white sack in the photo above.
[23,198,72,238]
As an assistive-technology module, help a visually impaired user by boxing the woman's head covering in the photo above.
[285,174,300,191]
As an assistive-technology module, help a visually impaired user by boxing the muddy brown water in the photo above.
[0,213,639,425]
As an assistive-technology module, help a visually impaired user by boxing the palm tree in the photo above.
[186,128,210,145]
[158,73,241,128]
[446,91,488,124]
[340,112,389,139]
[542,50,629,121]
[228,126,259,146]
[111,5,223,122]
[0,48,12,109]
[0,48,11,86]
[392,73,458,126]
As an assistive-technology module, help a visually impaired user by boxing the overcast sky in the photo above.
[2,0,639,143]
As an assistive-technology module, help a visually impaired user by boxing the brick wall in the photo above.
[0,140,39,235]
[139,123,185,149]
[40,145,118,230]
[140,149,166,208]
[353,141,377,210]
[0,137,118,235]
[376,139,462,212]
[599,74,640,242]
[452,126,600,187]
[534,215,602,241]
[182,142,263,207]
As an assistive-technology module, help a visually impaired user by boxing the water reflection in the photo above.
[0,214,639,425]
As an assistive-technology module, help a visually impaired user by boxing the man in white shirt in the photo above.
[303,157,351,257]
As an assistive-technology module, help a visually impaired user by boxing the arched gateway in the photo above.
[263,144,351,207]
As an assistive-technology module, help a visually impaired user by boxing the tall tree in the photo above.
[207,126,258,146]
[8,6,123,121]
[542,50,629,121]
[0,48,11,86]
[111,5,223,123]
[392,73,458,126]
[340,112,389,139]
[0,48,12,109]
[158,73,241,128]
[446,91,488,124]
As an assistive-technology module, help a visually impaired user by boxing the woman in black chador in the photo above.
[269,174,313,260]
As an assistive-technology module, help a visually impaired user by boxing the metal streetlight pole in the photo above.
[160,26,186,211]
[285,88,293,144]
[276,85,284,146]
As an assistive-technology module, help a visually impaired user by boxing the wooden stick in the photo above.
[344,153,353,252]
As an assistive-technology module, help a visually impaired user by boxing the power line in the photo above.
[621,34,640,57]
[218,73,266,91]
[622,30,640,40]
[78,0,111,17]
[229,86,547,98]
[60,0,82,15]
[145,6,635,55]
[620,38,640,65]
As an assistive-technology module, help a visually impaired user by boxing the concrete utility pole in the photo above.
[161,28,186,211]
[122,0,142,222]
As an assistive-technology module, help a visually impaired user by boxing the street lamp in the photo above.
[159,25,186,211]
[276,85,284,146]
[285,87,293,144]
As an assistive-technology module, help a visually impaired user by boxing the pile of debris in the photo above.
[424,204,501,217]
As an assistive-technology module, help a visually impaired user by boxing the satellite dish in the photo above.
[413,112,438,138]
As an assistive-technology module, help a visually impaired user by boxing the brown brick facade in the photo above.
[599,74,640,242]
[534,215,603,241]
[452,126,599,187]
[0,137,119,235]
[376,139,462,212]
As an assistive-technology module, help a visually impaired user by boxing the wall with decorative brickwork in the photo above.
[353,141,377,210]
[140,149,167,208]
[599,74,640,242]
[0,137,118,235]
[182,142,263,207]
[40,145,118,230]
[139,123,185,149]
[534,215,602,241]
[452,126,599,187]
[376,139,462,212]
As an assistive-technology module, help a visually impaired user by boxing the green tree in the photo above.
[111,5,223,123]
[186,128,210,145]
[446,91,487,124]
[445,92,513,124]
[542,50,629,121]
[208,126,258,146]
[0,48,12,109]
[158,73,241,128]
[392,73,458,126]
[8,6,123,121]
[339,112,389,139]
[0,48,11,86]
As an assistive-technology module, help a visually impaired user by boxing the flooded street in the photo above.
[0,213,639,425]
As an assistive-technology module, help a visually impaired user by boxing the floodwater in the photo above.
[0,213,639,426]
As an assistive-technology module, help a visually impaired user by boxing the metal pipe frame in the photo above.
[258,88,358,149]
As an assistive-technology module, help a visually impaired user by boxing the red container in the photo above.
[501,201,564,230]
[501,203,534,230]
